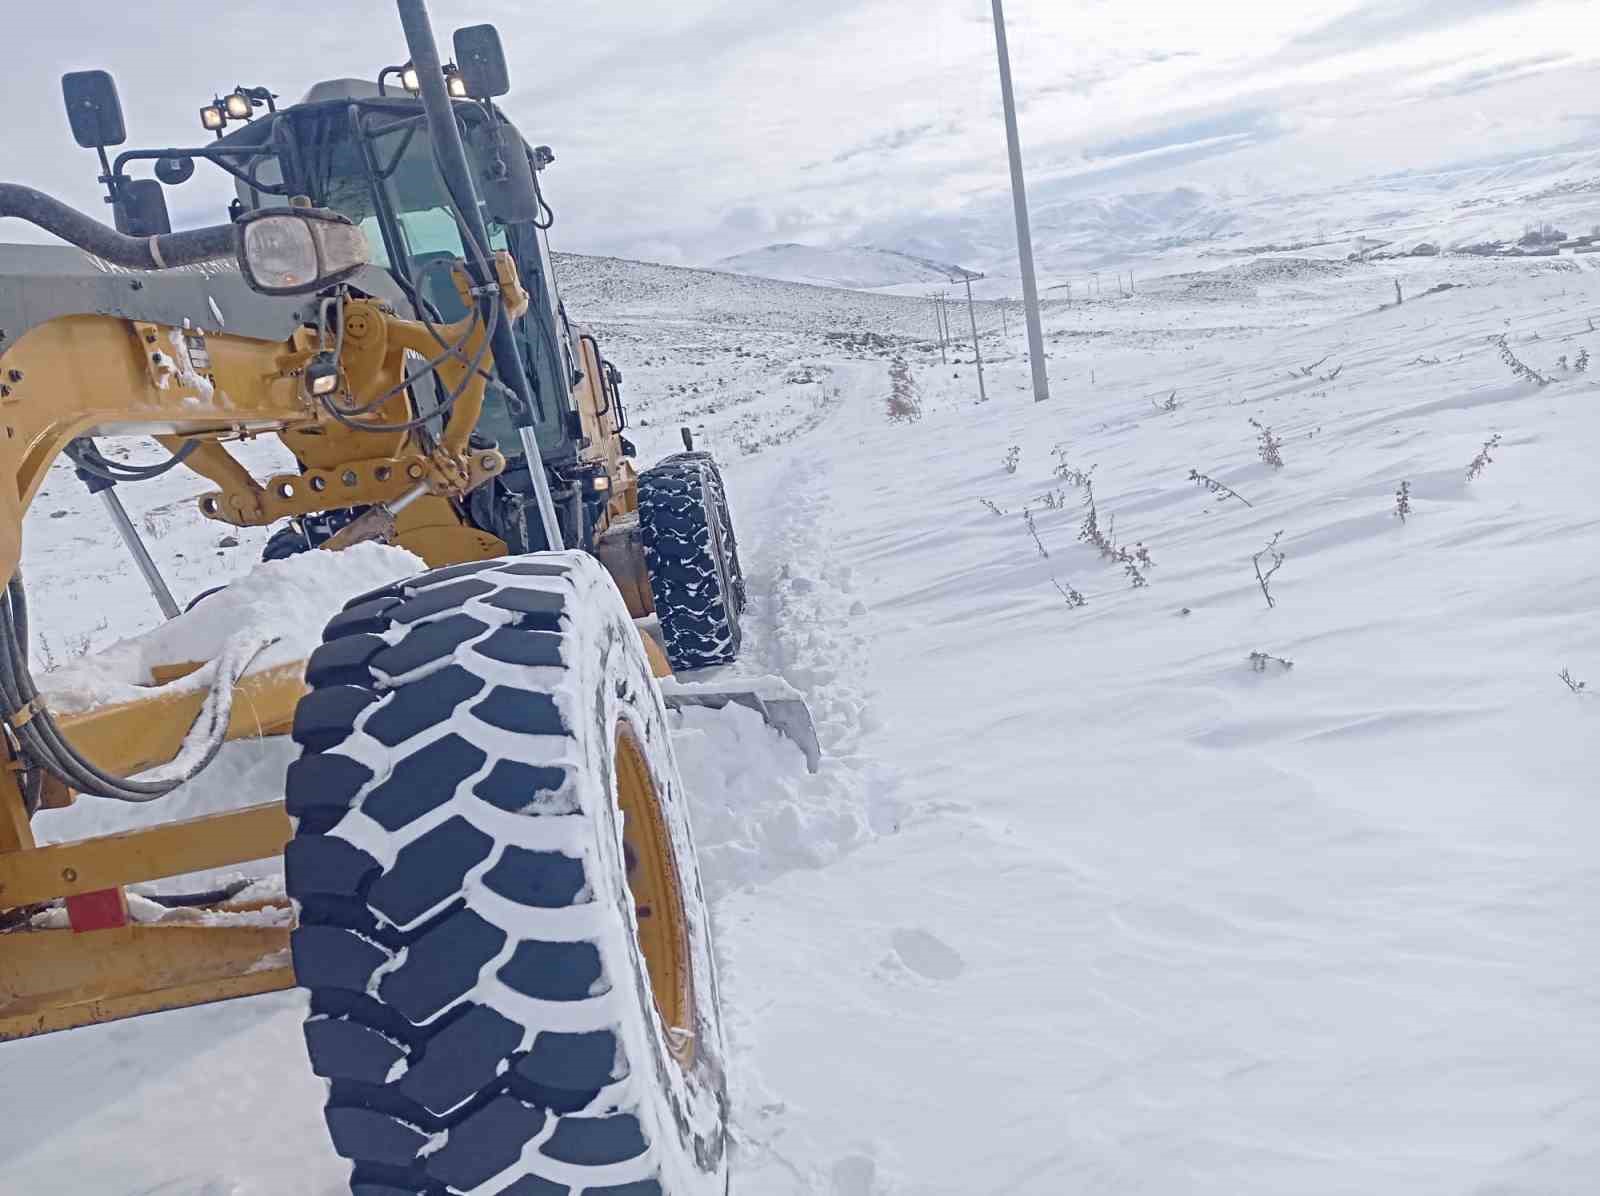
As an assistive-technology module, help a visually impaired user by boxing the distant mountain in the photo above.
[859,186,1242,277]
[712,244,979,291]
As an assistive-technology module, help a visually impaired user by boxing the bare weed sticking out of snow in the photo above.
[1052,578,1087,608]
[1021,508,1048,559]
[1189,469,1255,508]
[1079,480,1154,587]
[1051,446,1095,489]
[886,357,922,422]
[1251,418,1286,468]
[1496,334,1554,386]
[1467,433,1504,481]
[1253,531,1287,608]
[1558,668,1587,694]
[1395,480,1413,522]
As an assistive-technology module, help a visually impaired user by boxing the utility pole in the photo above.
[931,294,947,364]
[964,274,988,403]
[1001,301,1009,337]
[991,0,1049,402]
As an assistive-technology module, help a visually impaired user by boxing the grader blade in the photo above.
[660,675,823,773]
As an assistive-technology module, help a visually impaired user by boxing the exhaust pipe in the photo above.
[0,183,234,270]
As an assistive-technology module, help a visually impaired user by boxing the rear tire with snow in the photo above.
[285,552,729,1196]
[653,454,745,616]
[638,460,742,672]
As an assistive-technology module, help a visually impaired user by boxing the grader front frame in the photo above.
[0,243,561,1038]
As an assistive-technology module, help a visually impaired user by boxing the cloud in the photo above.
[826,123,950,168]
[2,0,1593,271]
[1083,109,1283,162]
[1290,0,1544,53]
[1410,53,1572,99]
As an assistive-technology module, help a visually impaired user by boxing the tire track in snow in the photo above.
[672,360,901,900]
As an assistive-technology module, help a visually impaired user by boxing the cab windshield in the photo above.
[231,101,573,462]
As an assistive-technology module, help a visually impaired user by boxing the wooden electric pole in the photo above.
[964,274,988,403]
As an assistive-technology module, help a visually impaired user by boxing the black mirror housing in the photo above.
[154,156,196,186]
[473,121,540,225]
[62,70,127,148]
[454,25,510,98]
[115,179,171,237]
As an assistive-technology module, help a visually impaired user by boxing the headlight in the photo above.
[235,208,371,297]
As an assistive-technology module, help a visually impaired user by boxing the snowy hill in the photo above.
[6,239,1600,1195]
[853,146,1600,281]
[712,243,978,290]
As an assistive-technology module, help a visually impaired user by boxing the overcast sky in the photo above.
[4,0,1597,266]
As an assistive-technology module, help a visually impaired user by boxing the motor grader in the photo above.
[0,6,810,1192]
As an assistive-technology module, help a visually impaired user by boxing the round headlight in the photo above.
[243,216,317,290]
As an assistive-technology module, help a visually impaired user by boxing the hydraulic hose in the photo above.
[0,183,235,269]
[1,575,277,803]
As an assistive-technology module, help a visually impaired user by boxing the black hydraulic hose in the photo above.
[1,576,271,803]
[0,184,235,269]
[66,437,197,484]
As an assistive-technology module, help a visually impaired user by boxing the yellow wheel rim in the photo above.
[614,721,694,1069]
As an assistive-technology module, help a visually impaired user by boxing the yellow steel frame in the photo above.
[0,669,305,1041]
[0,252,667,1043]
[0,256,537,1040]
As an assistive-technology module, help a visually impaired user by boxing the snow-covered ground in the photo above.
[713,244,977,291]
[4,237,1599,1194]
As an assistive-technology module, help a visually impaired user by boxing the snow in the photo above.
[35,541,423,714]
[6,198,1600,1194]
[714,244,977,291]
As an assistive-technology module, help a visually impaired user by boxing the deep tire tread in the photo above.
[286,553,726,1195]
[638,458,744,672]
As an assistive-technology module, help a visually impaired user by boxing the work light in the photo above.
[445,67,468,99]
[224,91,252,120]
[199,104,225,132]
[401,64,420,93]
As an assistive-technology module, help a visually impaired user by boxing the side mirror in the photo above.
[473,121,539,225]
[235,207,370,296]
[154,156,195,186]
[114,179,171,237]
[453,25,510,98]
[62,70,127,148]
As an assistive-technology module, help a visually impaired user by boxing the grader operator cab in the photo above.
[0,5,813,1193]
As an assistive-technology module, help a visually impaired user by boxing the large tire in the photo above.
[638,461,742,672]
[654,455,745,616]
[285,552,730,1196]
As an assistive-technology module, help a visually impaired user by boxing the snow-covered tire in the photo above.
[285,551,729,1196]
[654,455,745,616]
[638,462,742,672]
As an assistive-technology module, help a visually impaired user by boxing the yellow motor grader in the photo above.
[0,6,812,1193]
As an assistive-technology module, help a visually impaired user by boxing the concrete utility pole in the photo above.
[931,294,947,363]
[964,274,988,403]
[991,0,1050,402]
